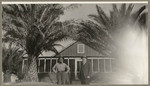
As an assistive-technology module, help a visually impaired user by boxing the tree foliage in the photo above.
[2,4,71,58]
[2,43,24,76]
[77,4,147,55]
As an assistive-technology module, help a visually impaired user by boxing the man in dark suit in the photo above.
[79,56,92,84]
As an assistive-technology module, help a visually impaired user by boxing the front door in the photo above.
[75,58,82,80]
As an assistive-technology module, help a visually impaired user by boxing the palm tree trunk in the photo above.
[23,56,39,82]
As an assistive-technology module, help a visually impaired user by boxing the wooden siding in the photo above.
[59,41,103,56]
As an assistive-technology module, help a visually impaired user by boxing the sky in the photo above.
[59,3,147,21]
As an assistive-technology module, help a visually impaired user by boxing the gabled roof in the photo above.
[58,41,103,57]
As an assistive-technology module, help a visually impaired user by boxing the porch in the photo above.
[22,56,115,84]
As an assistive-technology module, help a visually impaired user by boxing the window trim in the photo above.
[77,44,85,53]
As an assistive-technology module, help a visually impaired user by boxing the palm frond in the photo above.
[119,4,126,17]
[2,43,24,73]
[125,4,134,17]
[95,5,111,28]
[132,5,146,22]
[138,12,148,30]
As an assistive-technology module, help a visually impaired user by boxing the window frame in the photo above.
[77,44,85,53]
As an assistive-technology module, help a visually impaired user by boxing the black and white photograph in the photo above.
[2,1,148,85]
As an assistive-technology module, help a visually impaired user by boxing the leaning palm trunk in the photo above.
[23,57,39,82]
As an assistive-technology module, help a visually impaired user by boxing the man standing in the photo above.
[52,57,70,85]
[79,56,92,84]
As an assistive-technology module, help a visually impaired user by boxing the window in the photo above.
[51,59,57,72]
[89,58,113,73]
[93,59,98,72]
[36,58,57,73]
[99,59,112,73]
[39,59,44,72]
[105,59,111,72]
[46,59,51,72]
[99,59,105,72]
[63,59,68,65]
[77,44,85,53]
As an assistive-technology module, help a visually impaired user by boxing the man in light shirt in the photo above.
[53,56,70,85]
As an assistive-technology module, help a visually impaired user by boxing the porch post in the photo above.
[98,59,100,72]
[91,59,93,72]
[104,59,106,72]
[44,58,46,72]
[68,57,70,66]
[38,59,40,72]
[50,58,52,73]
[22,59,25,73]
[110,59,112,72]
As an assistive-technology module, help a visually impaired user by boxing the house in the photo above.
[22,41,114,82]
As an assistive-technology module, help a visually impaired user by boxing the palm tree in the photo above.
[77,4,147,56]
[2,4,78,82]
[2,43,25,82]
[77,4,147,83]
